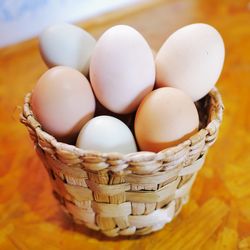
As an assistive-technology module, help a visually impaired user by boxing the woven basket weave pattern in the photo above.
[21,88,223,237]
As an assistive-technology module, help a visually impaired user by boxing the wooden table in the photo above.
[0,0,249,249]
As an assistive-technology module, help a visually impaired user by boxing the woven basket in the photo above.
[20,87,223,237]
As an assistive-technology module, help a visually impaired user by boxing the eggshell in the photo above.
[134,87,199,152]
[156,23,225,101]
[90,25,155,114]
[31,66,95,143]
[76,116,137,154]
[39,23,96,76]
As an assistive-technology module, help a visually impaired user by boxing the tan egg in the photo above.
[156,23,225,101]
[134,87,199,152]
[90,25,155,114]
[31,66,95,143]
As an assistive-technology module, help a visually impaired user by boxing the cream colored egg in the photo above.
[156,23,225,101]
[31,66,95,143]
[39,23,96,76]
[76,116,137,154]
[134,87,199,152]
[90,25,155,114]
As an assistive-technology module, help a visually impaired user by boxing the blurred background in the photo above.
[0,0,148,48]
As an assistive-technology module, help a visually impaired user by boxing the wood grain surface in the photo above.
[0,0,249,249]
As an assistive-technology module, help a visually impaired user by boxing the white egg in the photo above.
[39,23,96,76]
[90,25,155,114]
[156,23,225,101]
[76,116,137,154]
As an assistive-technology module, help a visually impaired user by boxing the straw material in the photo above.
[20,87,223,237]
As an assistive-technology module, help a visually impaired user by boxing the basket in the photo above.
[20,87,223,237]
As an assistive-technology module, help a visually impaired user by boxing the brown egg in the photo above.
[134,87,199,152]
[31,66,95,143]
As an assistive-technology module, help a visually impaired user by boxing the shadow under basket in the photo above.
[20,87,224,237]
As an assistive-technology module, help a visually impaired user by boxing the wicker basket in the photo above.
[20,87,223,237]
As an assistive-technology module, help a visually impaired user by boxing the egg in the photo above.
[39,23,96,76]
[90,25,155,114]
[76,116,137,154]
[134,87,199,152]
[156,23,225,101]
[31,66,95,143]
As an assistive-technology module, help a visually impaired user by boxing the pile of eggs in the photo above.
[31,23,224,154]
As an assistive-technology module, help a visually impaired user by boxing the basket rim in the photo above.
[20,87,224,162]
